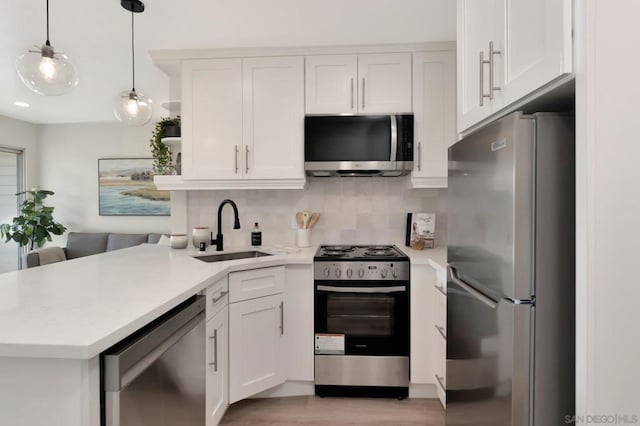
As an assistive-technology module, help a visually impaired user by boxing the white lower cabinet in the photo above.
[410,264,435,384]
[433,265,447,408]
[229,293,286,403]
[284,265,314,381]
[206,305,228,426]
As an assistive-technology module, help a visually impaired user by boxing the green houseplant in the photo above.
[0,188,67,251]
[150,116,181,174]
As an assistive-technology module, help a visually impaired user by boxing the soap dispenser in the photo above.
[251,222,262,246]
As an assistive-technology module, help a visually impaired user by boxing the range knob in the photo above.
[391,269,398,279]
[358,268,365,278]
[323,268,330,278]
[346,268,353,278]
[335,268,342,278]
[380,268,388,279]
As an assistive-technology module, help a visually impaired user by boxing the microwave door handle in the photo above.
[390,115,398,162]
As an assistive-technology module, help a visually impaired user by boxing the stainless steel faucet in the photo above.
[211,199,240,251]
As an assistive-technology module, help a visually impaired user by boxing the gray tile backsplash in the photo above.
[187,178,441,248]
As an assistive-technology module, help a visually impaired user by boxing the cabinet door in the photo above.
[500,0,572,106]
[357,53,412,113]
[242,56,304,180]
[206,306,228,426]
[182,59,243,179]
[412,50,456,188]
[229,294,286,403]
[305,55,357,114]
[457,0,500,132]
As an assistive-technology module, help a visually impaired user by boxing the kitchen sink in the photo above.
[195,250,272,263]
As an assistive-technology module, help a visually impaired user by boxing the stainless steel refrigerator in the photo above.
[446,112,575,426]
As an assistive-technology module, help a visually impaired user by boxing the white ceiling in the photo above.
[0,0,455,124]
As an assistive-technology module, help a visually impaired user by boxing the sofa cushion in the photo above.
[66,232,109,259]
[106,233,149,252]
[147,233,163,244]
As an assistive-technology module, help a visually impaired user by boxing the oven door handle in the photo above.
[316,285,406,293]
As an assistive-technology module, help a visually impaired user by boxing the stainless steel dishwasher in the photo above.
[102,295,206,426]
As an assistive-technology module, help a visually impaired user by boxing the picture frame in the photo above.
[405,212,436,250]
[98,158,170,216]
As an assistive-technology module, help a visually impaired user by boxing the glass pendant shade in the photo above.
[16,44,78,96]
[114,89,152,126]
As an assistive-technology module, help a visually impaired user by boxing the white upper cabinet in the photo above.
[242,57,305,180]
[457,0,572,133]
[305,55,357,114]
[411,50,456,188]
[500,0,573,107]
[305,53,412,114]
[182,59,242,180]
[172,56,305,188]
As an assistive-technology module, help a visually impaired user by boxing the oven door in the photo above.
[314,281,409,356]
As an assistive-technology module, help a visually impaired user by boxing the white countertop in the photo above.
[0,244,315,360]
[0,243,444,360]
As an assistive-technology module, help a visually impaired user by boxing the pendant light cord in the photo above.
[45,0,50,46]
[131,8,136,92]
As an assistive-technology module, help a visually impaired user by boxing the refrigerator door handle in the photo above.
[447,265,499,309]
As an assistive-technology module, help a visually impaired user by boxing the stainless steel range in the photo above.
[313,245,410,399]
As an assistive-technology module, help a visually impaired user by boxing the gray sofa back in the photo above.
[25,232,167,267]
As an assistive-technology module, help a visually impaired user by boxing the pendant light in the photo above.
[15,0,79,96]
[113,0,152,126]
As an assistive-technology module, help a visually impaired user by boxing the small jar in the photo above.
[170,234,188,249]
[192,227,210,249]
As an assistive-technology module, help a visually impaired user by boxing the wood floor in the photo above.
[221,396,445,425]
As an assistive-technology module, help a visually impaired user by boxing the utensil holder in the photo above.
[296,229,311,248]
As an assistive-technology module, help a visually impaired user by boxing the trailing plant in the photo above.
[0,189,67,251]
[150,116,181,174]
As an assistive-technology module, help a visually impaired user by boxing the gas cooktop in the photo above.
[314,245,409,261]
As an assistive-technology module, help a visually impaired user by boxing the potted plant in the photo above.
[150,116,181,174]
[0,188,67,251]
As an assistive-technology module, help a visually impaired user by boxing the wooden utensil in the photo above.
[308,212,320,228]
[302,211,311,229]
[295,212,304,229]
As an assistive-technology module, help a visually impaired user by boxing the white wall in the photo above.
[38,122,170,243]
[576,0,640,420]
[187,178,441,249]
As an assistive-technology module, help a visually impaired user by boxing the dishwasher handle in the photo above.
[103,296,205,392]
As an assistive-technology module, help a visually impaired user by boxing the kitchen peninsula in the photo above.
[0,244,314,426]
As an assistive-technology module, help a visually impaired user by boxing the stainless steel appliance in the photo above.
[102,296,206,426]
[304,115,413,177]
[314,245,410,398]
[446,112,575,425]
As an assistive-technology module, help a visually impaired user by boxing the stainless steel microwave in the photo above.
[304,114,414,177]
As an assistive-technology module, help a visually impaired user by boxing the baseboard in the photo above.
[251,381,315,399]
[409,383,438,398]
[250,381,438,399]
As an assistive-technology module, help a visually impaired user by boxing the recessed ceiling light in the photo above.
[14,101,30,108]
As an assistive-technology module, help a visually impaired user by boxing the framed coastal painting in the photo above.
[98,158,170,216]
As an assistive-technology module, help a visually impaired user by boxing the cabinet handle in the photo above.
[350,78,354,111]
[209,329,218,371]
[417,142,422,171]
[211,290,228,304]
[479,51,491,106]
[279,301,284,335]
[488,41,501,99]
[234,145,239,174]
[361,78,366,110]
[245,146,249,174]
